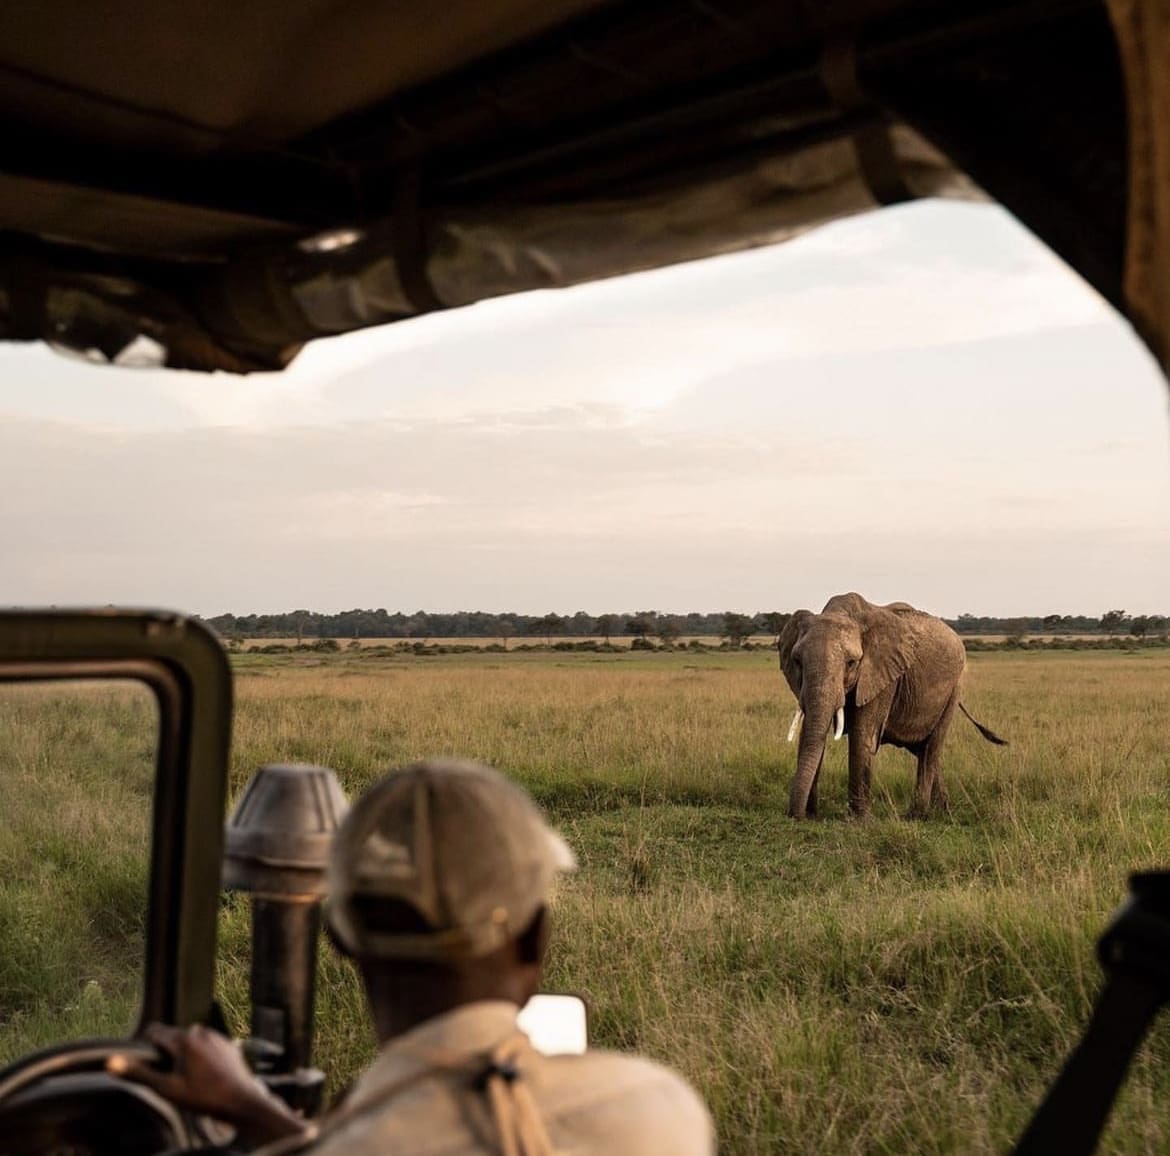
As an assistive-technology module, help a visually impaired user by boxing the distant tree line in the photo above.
[203,608,1170,646]
[951,611,1169,638]
[203,608,791,648]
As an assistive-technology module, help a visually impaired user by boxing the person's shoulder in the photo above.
[558,1046,698,1091]
[542,1048,714,1154]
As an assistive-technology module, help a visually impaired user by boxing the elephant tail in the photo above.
[959,702,1009,746]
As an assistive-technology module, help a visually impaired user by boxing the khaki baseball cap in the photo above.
[326,759,576,960]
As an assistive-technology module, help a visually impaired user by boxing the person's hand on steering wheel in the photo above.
[107,1023,311,1149]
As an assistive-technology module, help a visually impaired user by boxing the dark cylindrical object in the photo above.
[250,899,321,1074]
[223,764,348,1117]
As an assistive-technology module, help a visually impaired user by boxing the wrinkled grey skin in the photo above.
[778,593,1005,819]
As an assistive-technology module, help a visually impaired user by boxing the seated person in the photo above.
[112,758,715,1155]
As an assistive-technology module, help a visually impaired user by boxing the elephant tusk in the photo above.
[787,709,803,743]
[833,707,845,741]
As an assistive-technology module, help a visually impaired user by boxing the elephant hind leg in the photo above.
[931,768,950,811]
[916,751,950,813]
[909,693,959,818]
[908,747,931,818]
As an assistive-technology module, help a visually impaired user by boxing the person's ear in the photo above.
[517,906,549,966]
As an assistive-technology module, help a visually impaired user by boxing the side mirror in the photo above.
[517,994,588,1056]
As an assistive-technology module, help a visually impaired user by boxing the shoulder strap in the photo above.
[258,1029,555,1156]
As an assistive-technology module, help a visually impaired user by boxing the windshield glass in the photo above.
[1,199,1169,1149]
[0,680,155,1060]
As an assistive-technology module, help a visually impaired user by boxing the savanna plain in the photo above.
[4,647,1170,1154]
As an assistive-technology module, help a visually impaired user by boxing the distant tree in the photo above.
[595,614,615,643]
[1101,609,1129,636]
[655,616,682,648]
[1004,618,1029,646]
[292,609,311,643]
[497,617,517,649]
[1042,614,1063,632]
[568,611,594,637]
[626,614,654,641]
[532,613,565,646]
[1130,615,1151,639]
[721,611,755,649]
[467,612,497,637]
[760,611,791,643]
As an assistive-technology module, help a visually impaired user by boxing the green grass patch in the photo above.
[0,682,154,1056]
[5,650,1170,1152]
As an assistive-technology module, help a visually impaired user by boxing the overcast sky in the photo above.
[2,200,1168,618]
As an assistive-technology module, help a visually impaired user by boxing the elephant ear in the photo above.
[777,610,813,698]
[856,606,920,707]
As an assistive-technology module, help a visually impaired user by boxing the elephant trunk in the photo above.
[788,700,838,818]
[787,707,844,744]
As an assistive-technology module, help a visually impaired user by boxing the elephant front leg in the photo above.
[807,751,825,818]
[846,728,873,818]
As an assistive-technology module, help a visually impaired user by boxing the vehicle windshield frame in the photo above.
[0,611,232,1032]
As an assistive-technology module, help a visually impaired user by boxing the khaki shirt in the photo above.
[308,1001,715,1156]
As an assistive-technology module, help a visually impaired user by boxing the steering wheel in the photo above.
[0,1038,161,1104]
[0,1038,193,1155]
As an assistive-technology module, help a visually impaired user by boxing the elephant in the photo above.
[777,592,1007,819]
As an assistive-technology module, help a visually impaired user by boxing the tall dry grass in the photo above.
[5,650,1170,1153]
[0,681,155,1056]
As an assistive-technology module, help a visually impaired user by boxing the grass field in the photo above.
[4,648,1170,1153]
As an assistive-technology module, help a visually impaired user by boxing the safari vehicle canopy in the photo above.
[4,3,1170,1155]
[0,0,1164,382]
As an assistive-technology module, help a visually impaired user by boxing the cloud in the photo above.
[2,351,1167,617]
[0,201,1166,617]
